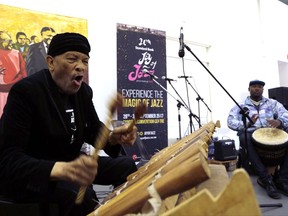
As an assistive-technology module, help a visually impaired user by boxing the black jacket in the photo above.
[0,69,120,197]
[26,42,48,76]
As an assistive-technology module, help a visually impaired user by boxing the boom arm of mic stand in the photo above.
[167,80,200,131]
[148,77,188,140]
[183,43,252,123]
[186,78,212,112]
[183,77,211,128]
[149,77,187,110]
[167,80,190,112]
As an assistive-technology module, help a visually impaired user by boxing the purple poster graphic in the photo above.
[117,23,167,159]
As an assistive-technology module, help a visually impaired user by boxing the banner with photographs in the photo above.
[0,4,88,117]
[117,23,167,160]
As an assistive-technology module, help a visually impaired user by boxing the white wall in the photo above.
[1,0,288,148]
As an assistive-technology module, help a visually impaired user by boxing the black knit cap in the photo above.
[249,79,265,87]
[47,32,90,57]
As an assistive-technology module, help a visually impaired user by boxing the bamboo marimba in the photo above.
[88,121,219,216]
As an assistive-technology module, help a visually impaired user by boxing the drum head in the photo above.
[252,128,288,146]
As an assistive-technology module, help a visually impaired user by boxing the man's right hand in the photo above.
[50,154,98,186]
[248,114,259,127]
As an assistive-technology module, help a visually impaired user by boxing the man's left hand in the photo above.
[109,124,138,146]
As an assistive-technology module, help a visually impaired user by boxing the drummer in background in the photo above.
[227,79,288,199]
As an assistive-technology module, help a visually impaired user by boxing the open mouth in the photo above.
[73,75,84,86]
[75,75,83,82]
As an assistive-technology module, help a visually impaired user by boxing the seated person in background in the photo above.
[0,32,138,216]
[227,79,288,199]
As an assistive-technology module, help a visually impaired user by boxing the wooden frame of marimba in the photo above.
[88,120,261,216]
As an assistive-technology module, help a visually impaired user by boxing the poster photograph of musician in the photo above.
[0,4,88,117]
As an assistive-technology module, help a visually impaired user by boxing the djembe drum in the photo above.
[252,128,288,166]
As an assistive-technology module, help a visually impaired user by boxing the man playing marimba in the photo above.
[0,32,138,216]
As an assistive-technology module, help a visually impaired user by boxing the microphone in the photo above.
[143,69,158,79]
[178,27,185,58]
[178,76,192,79]
[162,76,176,82]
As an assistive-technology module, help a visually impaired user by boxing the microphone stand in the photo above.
[239,109,249,170]
[181,76,212,127]
[178,59,198,133]
[183,43,253,168]
[145,73,189,140]
[166,79,199,134]
[177,101,183,140]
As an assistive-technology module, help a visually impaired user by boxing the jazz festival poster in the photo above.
[117,23,168,159]
[0,4,88,117]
